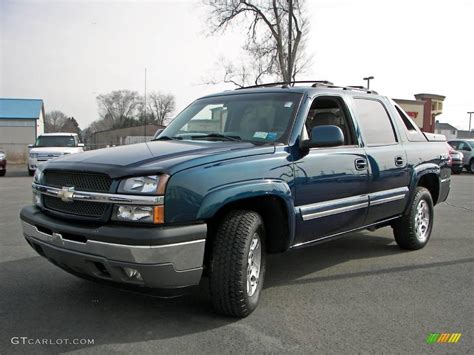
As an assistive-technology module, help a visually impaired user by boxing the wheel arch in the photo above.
[410,164,441,207]
[197,179,295,254]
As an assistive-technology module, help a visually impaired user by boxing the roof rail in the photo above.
[236,80,378,94]
[237,80,334,90]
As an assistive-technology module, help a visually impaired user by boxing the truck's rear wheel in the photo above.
[209,210,266,317]
[392,187,434,250]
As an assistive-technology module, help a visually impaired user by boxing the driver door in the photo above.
[293,95,369,246]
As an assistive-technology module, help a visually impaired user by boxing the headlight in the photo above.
[112,205,164,224]
[0,154,5,160]
[118,175,168,195]
[33,191,42,207]
[115,174,168,223]
[29,153,38,159]
[33,168,43,184]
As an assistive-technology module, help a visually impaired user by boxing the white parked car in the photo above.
[28,133,84,176]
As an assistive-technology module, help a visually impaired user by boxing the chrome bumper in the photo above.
[22,221,205,288]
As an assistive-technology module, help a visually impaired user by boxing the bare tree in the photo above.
[205,0,310,86]
[96,90,141,129]
[44,110,68,132]
[147,92,176,126]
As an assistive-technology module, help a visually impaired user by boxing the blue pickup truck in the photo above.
[20,82,451,317]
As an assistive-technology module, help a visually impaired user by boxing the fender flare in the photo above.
[197,179,296,247]
[404,163,441,213]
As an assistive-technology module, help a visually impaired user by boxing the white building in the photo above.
[0,98,45,162]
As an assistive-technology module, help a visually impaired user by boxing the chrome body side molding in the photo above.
[298,187,409,221]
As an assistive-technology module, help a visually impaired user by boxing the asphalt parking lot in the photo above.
[0,164,472,354]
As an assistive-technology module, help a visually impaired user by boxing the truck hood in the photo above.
[44,140,275,178]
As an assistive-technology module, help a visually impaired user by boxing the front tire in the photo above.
[0,170,5,177]
[469,159,474,174]
[209,210,266,317]
[393,187,434,250]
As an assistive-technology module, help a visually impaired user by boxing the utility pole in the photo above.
[468,111,474,137]
[287,0,293,85]
[144,68,147,142]
[363,76,374,89]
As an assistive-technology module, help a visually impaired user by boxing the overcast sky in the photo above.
[1,0,473,130]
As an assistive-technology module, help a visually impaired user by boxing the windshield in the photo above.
[160,92,302,144]
[468,141,474,148]
[35,136,76,147]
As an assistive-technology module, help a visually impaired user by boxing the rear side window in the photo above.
[394,105,426,142]
[353,98,397,145]
[448,141,459,149]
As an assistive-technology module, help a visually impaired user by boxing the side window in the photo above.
[353,98,397,145]
[302,96,356,146]
[393,105,426,142]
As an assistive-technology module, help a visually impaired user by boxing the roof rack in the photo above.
[237,80,334,90]
[237,81,377,94]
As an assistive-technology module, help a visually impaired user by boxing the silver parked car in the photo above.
[448,139,474,173]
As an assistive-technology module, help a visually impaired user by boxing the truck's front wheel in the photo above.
[392,187,434,250]
[209,210,266,317]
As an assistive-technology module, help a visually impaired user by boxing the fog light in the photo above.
[123,267,143,281]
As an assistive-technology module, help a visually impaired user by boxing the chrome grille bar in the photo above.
[33,183,164,205]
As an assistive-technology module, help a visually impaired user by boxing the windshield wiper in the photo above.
[192,133,242,142]
[153,136,182,141]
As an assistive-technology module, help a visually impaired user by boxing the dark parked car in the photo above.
[0,149,6,176]
[447,143,464,174]
[448,139,474,173]
[20,82,451,317]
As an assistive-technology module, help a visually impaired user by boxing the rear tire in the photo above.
[28,169,34,176]
[209,210,266,317]
[393,187,434,250]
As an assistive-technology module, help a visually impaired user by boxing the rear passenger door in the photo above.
[456,141,472,166]
[351,97,411,225]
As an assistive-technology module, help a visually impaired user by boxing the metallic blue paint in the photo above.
[38,86,451,252]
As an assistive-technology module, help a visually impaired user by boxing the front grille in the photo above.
[44,171,112,193]
[43,195,107,218]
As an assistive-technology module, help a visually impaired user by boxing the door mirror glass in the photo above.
[302,125,345,149]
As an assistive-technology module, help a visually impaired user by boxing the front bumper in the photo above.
[20,206,207,289]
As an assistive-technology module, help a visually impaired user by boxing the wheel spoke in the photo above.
[246,234,261,297]
[414,199,430,243]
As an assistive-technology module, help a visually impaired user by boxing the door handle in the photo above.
[355,158,367,171]
[395,156,405,167]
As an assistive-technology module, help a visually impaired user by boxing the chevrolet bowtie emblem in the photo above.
[57,187,75,202]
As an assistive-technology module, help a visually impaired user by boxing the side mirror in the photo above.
[302,125,344,149]
[78,143,85,148]
[28,144,34,149]
[153,129,164,140]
